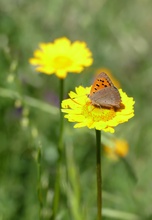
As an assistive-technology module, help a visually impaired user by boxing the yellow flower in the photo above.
[29,37,93,79]
[104,139,129,160]
[61,86,135,133]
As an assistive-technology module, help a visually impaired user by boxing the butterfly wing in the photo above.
[89,86,121,108]
[90,72,114,96]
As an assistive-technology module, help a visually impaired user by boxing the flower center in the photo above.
[84,102,116,122]
[98,108,116,122]
[53,56,73,69]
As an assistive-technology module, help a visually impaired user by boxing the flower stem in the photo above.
[52,79,64,220]
[37,146,43,220]
[95,129,102,220]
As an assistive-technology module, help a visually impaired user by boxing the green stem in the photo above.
[37,146,43,220]
[59,79,64,153]
[52,79,64,220]
[95,129,102,220]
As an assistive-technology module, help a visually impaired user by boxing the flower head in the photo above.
[104,139,129,160]
[61,86,135,133]
[29,37,93,79]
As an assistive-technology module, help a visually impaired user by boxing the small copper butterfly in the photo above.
[88,72,121,108]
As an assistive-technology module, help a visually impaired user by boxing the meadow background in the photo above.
[0,0,152,220]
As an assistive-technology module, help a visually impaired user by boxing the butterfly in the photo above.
[88,72,121,108]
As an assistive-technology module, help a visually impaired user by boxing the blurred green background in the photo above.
[0,0,152,219]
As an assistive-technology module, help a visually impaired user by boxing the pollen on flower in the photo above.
[83,102,116,122]
[94,108,116,122]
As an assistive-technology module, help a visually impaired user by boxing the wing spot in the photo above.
[102,83,107,87]
[96,83,100,87]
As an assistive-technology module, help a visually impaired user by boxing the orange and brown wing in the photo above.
[89,72,114,96]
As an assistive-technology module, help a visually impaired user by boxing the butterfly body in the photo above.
[88,72,121,108]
